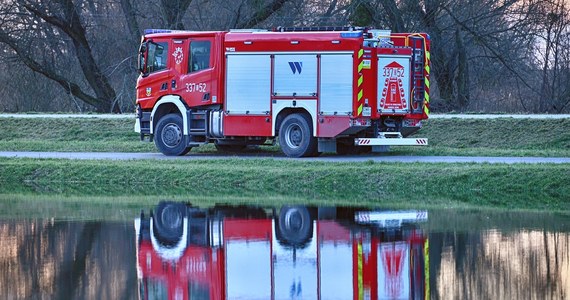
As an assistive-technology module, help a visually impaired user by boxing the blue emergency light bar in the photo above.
[144,29,172,35]
[340,31,363,38]
[144,29,191,35]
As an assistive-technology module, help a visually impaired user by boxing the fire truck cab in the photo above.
[135,27,431,157]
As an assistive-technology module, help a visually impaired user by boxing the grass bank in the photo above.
[0,194,568,228]
[0,158,568,211]
[0,117,568,156]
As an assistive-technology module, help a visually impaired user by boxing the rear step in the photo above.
[354,132,428,146]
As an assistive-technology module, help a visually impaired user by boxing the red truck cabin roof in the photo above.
[224,31,363,52]
[143,29,364,52]
[143,30,223,40]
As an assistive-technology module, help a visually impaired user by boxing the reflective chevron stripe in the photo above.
[424,50,431,117]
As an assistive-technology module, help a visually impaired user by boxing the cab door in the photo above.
[179,37,215,107]
[136,38,172,110]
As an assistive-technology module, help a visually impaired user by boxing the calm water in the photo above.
[1,202,569,300]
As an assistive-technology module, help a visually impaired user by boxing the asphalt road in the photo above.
[1,151,569,164]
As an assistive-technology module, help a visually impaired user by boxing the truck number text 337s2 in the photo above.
[186,83,207,93]
[134,27,431,157]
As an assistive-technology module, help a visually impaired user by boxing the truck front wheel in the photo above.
[279,113,317,157]
[155,113,191,156]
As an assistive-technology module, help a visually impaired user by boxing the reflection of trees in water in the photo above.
[0,220,136,299]
[431,230,569,299]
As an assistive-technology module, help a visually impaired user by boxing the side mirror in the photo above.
[138,42,147,74]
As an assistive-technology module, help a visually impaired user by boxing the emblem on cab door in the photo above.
[172,47,184,65]
[146,87,152,97]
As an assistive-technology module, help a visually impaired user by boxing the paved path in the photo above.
[1,151,568,164]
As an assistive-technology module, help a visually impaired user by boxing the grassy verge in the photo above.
[0,194,568,228]
[0,117,568,156]
[0,157,568,211]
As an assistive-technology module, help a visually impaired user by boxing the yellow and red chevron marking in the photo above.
[357,243,363,300]
[424,50,431,117]
[356,48,364,116]
[424,239,430,300]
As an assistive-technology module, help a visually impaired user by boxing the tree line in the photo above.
[0,0,568,113]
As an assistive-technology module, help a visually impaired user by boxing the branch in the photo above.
[119,0,141,42]
[0,31,103,109]
[441,5,536,92]
[236,0,288,29]
[22,2,87,45]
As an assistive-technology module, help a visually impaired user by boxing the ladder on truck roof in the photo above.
[409,36,426,115]
[274,26,366,32]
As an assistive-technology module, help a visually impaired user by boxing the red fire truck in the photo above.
[135,202,429,299]
[134,27,431,157]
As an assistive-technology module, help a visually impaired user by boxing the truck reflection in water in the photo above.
[135,202,429,300]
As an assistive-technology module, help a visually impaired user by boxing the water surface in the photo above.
[0,202,568,299]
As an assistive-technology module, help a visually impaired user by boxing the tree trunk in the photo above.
[120,0,141,43]
[379,0,406,32]
[455,29,470,109]
[23,0,119,112]
[160,0,193,29]
[236,0,289,29]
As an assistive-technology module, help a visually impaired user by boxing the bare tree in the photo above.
[0,0,569,113]
[533,0,570,112]
[0,0,120,112]
[349,0,545,112]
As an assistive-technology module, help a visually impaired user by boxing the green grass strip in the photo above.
[0,158,568,211]
[0,117,568,156]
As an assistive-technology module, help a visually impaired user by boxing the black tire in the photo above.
[155,113,190,156]
[180,147,192,155]
[153,201,186,246]
[278,113,318,157]
[276,205,313,247]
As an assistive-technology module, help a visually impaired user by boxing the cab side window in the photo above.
[189,41,211,73]
[147,42,168,73]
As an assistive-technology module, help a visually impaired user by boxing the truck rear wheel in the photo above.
[279,113,317,157]
[153,201,186,246]
[276,205,313,247]
[155,113,191,156]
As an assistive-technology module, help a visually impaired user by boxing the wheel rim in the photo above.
[284,208,303,231]
[161,122,182,148]
[161,206,182,230]
[284,123,303,149]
